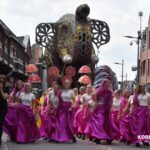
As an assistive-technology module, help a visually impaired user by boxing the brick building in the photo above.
[140,16,150,88]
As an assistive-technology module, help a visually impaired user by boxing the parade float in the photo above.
[35,4,118,89]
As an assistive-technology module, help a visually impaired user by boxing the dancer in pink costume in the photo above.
[4,82,40,143]
[39,88,52,139]
[50,77,76,143]
[73,86,85,135]
[44,82,60,139]
[84,92,97,140]
[120,86,139,146]
[73,86,85,113]
[111,89,121,140]
[129,85,150,147]
[86,79,113,144]
[3,80,24,142]
[75,85,93,140]
[119,88,131,144]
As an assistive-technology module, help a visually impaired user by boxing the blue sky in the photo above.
[0,0,150,81]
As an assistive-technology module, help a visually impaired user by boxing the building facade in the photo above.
[140,16,150,87]
[0,19,31,82]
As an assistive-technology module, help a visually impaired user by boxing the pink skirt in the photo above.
[129,106,150,143]
[4,104,40,143]
[50,102,74,142]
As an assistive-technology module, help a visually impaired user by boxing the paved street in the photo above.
[1,138,148,150]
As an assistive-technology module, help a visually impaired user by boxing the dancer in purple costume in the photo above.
[111,89,121,140]
[50,77,76,143]
[118,88,131,143]
[3,80,24,142]
[86,79,114,144]
[42,82,60,139]
[74,86,85,136]
[75,85,93,140]
[84,91,97,140]
[129,85,150,147]
[4,82,40,143]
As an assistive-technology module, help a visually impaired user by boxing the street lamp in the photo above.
[124,11,143,84]
[114,59,124,93]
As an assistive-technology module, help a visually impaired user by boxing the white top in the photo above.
[19,92,35,107]
[81,93,92,105]
[128,95,134,112]
[128,95,134,104]
[88,100,96,112]
[49,91,58,108]
[138,93,149,106]
[112,98,120,108]
[61,89,74,102]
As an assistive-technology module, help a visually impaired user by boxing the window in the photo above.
[143,60,146,75]
[10,42,17,57]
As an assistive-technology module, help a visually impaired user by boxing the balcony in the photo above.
[9,54,14,68]
[14,60,24,73]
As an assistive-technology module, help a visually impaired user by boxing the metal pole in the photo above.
[126,73,127,87]
[137,11,143,84]
[137,31,140,84]
[121,59,124,93]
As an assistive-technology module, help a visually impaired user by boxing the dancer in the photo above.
[50,77,76,143]
[40,82,60,139]
[39,88,52,138]
[84,91,97,141]
[120,86,139,145]
[74,86,85,135]
[86,79,113,144]
[111,89,121,140]
[47,82,60,138]
[119,88,131,144]
[129,85,150,147]
[4,82,40,143]
[75,85,93,140]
